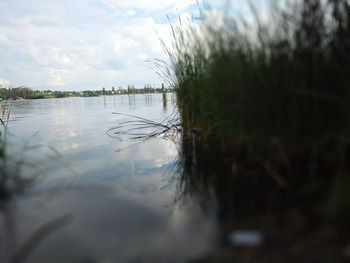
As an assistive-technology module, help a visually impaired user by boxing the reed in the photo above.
[167,0,350,219]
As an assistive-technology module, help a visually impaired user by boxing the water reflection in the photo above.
[170,92,176,107]
[0,129,73,263]
[144,94,153,108]
[176,134,307,244]
[162,92,168,113]
[176,133,332,225]
[0,94,217,262]
[103,96,107,110]
[128,94,136,110]
[17,183,216,263]
[174,127,347,263]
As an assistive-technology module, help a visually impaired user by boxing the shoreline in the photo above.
[0,91,174,101]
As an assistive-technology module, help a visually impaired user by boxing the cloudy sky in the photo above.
[0,0,203,91]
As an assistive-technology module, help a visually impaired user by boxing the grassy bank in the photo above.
[168,0,350,222]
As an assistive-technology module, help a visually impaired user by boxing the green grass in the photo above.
[170,0,350,147]
[166,0,350,219]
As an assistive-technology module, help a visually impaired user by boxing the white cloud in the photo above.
[101,0,196,12]
[0,78,10,86]
[0,34,10,45]
[0,0,195,90]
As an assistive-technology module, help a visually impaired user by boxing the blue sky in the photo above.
[0,0,201,91]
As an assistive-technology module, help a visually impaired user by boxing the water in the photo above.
[0,95,217,263]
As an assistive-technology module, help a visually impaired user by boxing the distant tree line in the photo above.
[0,85,173,100]
[0,87,49,100]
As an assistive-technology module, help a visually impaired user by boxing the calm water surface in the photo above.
[0,94,217,263]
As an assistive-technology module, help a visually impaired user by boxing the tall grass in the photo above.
[170,0,350,148]
[167,0,350,219]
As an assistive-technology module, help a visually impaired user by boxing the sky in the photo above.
[0,0,201,91]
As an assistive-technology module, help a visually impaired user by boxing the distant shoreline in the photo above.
[0,87,174,101]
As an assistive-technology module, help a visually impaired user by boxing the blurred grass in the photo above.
[166,0,350,219]
[0,103,39,207]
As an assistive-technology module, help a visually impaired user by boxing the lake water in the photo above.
[0,94,217,263]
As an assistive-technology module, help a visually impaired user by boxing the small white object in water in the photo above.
[228,230,264,246]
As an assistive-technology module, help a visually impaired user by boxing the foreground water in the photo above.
[0,95,217,263]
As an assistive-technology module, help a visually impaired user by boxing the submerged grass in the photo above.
[0,102,77,208]
[0,103,36,206]
[165,0,350,221]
